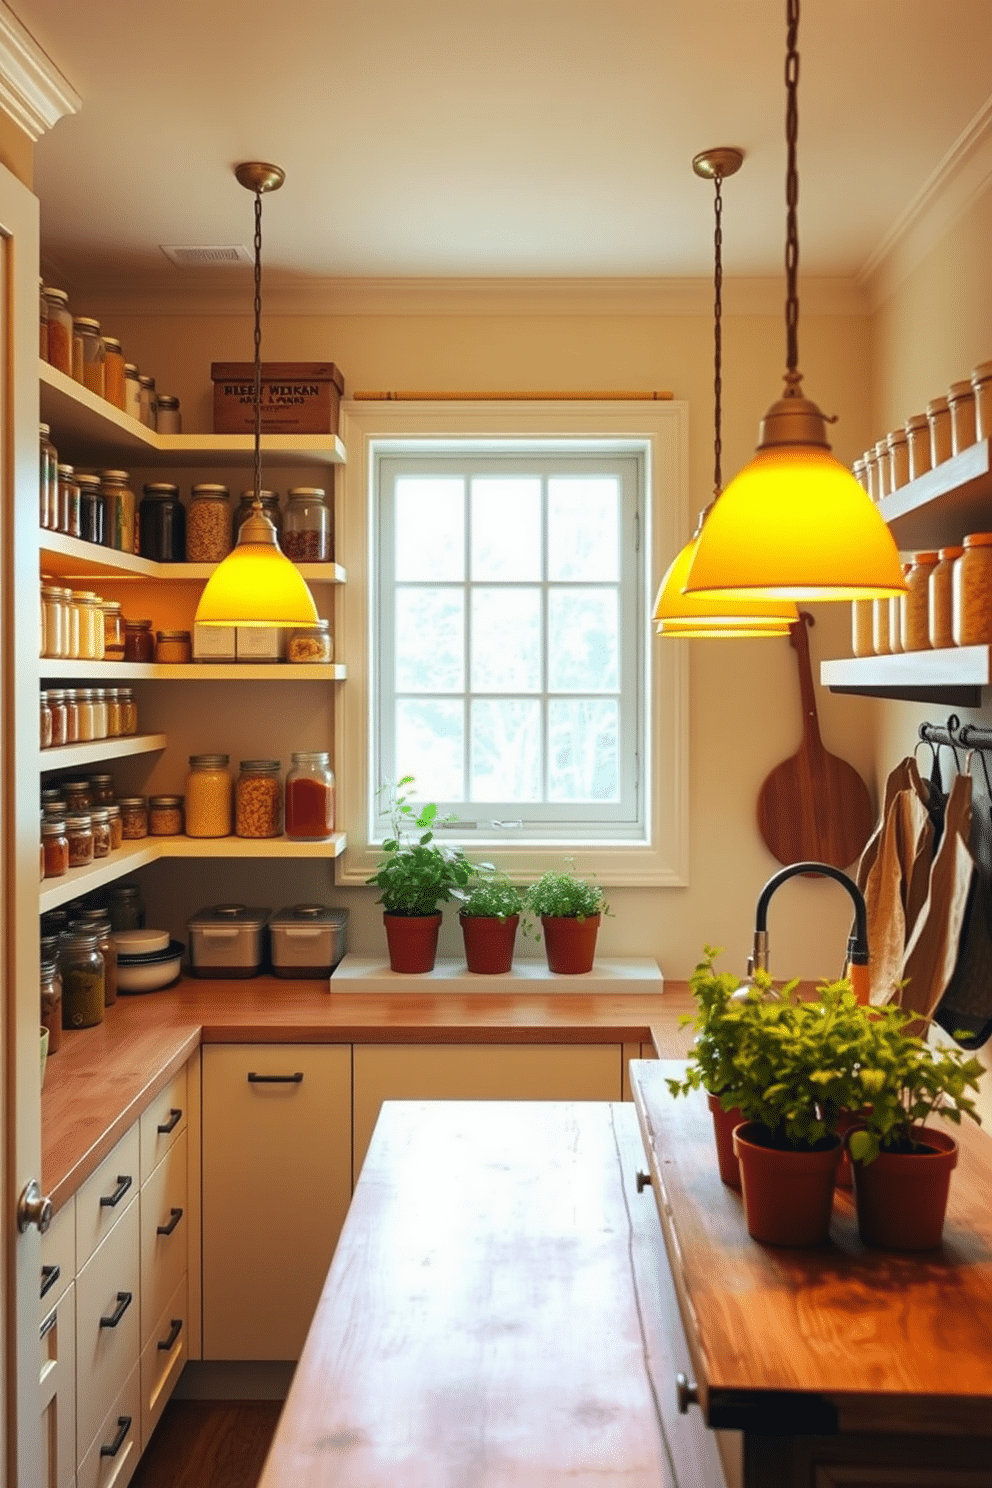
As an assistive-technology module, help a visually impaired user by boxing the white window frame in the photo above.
[333,399,689,888]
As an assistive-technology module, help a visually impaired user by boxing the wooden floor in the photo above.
[131,1401,282,1488]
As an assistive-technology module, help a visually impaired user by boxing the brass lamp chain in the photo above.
[252,186,264,511]
[784,0,801,391]
[712,169,724,497]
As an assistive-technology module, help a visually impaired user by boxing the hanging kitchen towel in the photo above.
[899,773,974,1022]
[858,758,934,1005]
[855,756,913,897]
[933,771,992,1047]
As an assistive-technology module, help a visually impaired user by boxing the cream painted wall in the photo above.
[89,299,878,981]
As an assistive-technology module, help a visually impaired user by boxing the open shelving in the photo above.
[40,733,168,772]
[40,529,346,585]
[39,661,347,681]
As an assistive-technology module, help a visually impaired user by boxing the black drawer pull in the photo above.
[99,1291,133,1329]
[39,1263,60,1299]
[156,1207,183,1237]
[157,1108,182,1135]
[247,1071,304,1084]
[99,1175,133,1209]
[39,1309,57,1341]
[100,1417,131,1459]
[157,1317,183,1352]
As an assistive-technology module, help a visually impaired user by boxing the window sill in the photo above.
[331,954,664,994]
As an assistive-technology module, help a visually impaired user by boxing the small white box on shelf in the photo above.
[236,627,283,661]
[193,624,236,661]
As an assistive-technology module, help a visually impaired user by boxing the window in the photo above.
[335,400,689,887]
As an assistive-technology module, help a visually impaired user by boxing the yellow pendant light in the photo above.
[683,0,906,606]
[654,146,798,638]
[194,162,319,629]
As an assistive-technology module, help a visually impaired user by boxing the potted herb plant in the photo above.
[366,777,472,973]
[846,1006,982,1250]
[666,947,750,1188]
[525,864,609,974]
[455,868,523,975]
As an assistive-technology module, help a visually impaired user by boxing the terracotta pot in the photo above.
[383,912,442,974]
[733,1122,842,1248]
[460,913,519,975]
[707,1093,744,1189]
[850,1127,958,1250]
[541,914,600,975]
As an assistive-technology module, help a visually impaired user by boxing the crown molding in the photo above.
[81,273,868,322]
[860,93,992,311]
[0,3,79,141]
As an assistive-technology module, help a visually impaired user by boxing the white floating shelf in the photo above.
[39,661,346,681]
[331,954,664,995]
[40,530,346,585]
[155,834,346,859]
[40,733,167,772]
[821,644,991,706]
[39,839,160,911]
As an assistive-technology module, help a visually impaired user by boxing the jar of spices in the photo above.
[953,533,992,647]
[905,414,931,481]
[62,778,93,812]
[40,586,67,659]
[59,931,104,1029]
[64,591,81,660]
[901,551,939,652]
[76,473,106,546]
[233,490,282,545]
[156,394,182,433]
[41,818,68,878]
[40,423,58,529]
[99,470,136,553]
[102,336,126,409]
[972,361,992,442]
[863,446,879,502]
[107,882,145,932]
[138,374,157,429]
[40,693,53,749]
[101,600,125,659]
[117,796,149,840]
[91,687,108,739]
[77,593,105,660]
[927,396,952,466]
[285,751,335,840]
[46,690,68,747]
[89,773,116,806]
[149,795,184,836]
[872,597,892,656]
[75,688,95,743]
[106,804,123,852]
[123,363,141,421]
[39,276,48,358]
[62,689,79,744]
[105,688,124,737]
[72,317,105,395]
[57,464,81,538]
[65,813,94,867]
[119,687,138,735]
[873,439,891,500]
[155,629,191,664]
[139,482,186,562]
[852,457,867,493]
[185,754,232,837]
[186,485,231,562]
[123,618,154,663]
[43,287,73,374]
[287,619,333,664]
[283,487,332,562]
[235,760,283,838]
[72,915,116,1005]
[90,808,112,859]
[948,380,977,455]
[41,959,62,1053]
[886,429,909,491]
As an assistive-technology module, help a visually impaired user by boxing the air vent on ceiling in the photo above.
[160,244,252,267]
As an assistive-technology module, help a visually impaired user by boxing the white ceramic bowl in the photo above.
[113,928,170,955]
[115,940,184,994]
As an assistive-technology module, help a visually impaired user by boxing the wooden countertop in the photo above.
[42,973,695,1213]
[632,1060,992,1439]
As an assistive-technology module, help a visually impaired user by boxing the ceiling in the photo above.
[13,0,992,298]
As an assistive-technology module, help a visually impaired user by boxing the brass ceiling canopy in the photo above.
[691,147,744,181]
[234,161,286,194]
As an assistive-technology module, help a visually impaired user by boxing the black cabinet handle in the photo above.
[100,1417,131,1458]
[99,1175,133,1209]
[39,1263,60,1299]
[157,1108,182,1135]
[156,1207,183,1237]
[99,1291,133,1329]
[247,1071,303,1084]
[157,1317,183,1352]
[39,1309,57,1341]
[635,1170,653,1192]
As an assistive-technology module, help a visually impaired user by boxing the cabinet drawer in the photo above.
[76,1201,140,1463]
[76,1363,141,1488]
[140,1131,187,1345]
[39,1281,76,1488]
[140,1274,188,1447]
[76,1126,140,1272]
[40,1195,75,1319]
[139,1067,188,1183]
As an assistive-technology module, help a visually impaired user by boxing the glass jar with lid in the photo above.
[107,882,145,932]
[139,482,186,562]
[156,394,181,433]
[102,336,125,409]
[40,693,53,749]
[901,551,939,652]
[927,397,952,465]
[283,487,332,562]
[100,470,136,553]
[69,915,116,1005]
[873,439,891,500]
[71,317,105,395]
[62,689,79,744]
[118,796,149,840]
[91,687,108,738]
[101,600,125,659]
[76,474,106,546]
[40,586,67,659]
[46,690,68,746]
[77,593,105,660]
[233,490,282,545]
[40,959,62,1052]
[149,795,184,835]
[155,629,191,663]
[138,374,157,429]
[43,287,72,373]
[953,533,992,647]
[105,688,124,737]
[57,464,81,538]
[905,414,931,481]
[886,430,909,491]
[118,687,138,735]
[948,380,977,455]
[89,773,116,806]
[74,688,96,742]
[58,931,105,1029]
[287,619,333,664]
[106,803,123,851]
[186,484,231,562]
[42,818,68,878]
[123,363,141,421]
[185,754,232,837]
[123,618,154,663]
[40,423,58,529]
[65,812,94,868]
[285,752,335,840]
[235,760,283,838]
[89,808,112,860]
[972,361,992,442]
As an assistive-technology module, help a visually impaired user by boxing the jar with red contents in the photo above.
[284,751,335,840]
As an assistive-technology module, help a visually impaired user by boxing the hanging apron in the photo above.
[899,773,974,1022]
[857,757,935,1005]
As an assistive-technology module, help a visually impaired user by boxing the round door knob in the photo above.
[635,1169,653,1192]
[675,1373,699,1414]
[17,1179,53,1234]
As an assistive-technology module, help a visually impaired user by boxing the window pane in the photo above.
[471,478,541,580]
[470,700,542,802]
[396,699,464,799]
[395,477,465,580]
[471,587,541,692]
[396,588,464,692]
[548,477,619,581]
[548,700,619,801]
[548,588,619,691]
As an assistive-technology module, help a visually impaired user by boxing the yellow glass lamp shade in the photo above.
[654,524,799,632]
[194,508,319,627]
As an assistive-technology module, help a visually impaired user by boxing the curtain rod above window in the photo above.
[352,388,674,401]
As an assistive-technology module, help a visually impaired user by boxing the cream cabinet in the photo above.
[201,1044,352,1361]
[39,1199,77,1488]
